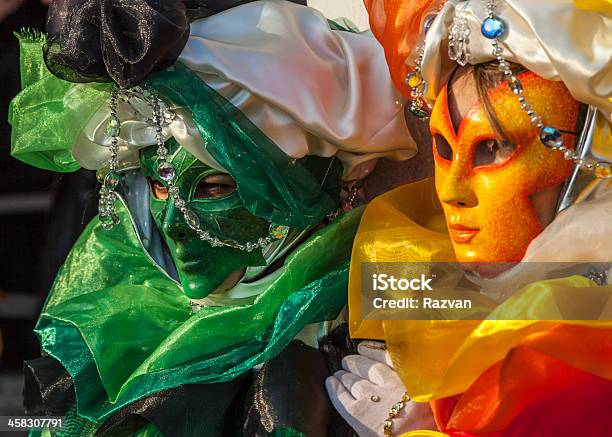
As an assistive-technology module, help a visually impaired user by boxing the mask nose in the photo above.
[162,202,191,242]
[438,164,479,208]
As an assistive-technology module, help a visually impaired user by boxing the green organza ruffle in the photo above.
[9,31,110,173]
[36,198,362,423]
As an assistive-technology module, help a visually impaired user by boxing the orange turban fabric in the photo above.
[364,0,445,98]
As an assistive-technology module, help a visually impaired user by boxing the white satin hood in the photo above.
[421,0,611,117]
[75,0,416,180]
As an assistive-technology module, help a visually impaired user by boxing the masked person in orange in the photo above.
[326,0,612,436]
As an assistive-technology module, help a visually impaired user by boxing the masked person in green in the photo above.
[10,1,415,435]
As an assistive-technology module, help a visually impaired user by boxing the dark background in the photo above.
[0,0,98,420]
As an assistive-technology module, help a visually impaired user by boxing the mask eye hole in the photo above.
[434,134,453,161]
[473,139,516,167]
[149,179,169,200]
[195,174,237,199]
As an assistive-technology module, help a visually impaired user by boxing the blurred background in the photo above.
[0,0,431,427]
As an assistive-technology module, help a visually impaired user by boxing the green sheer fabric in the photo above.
[146,64,339,230]
[9,33,110,173]
[36,198,362,423]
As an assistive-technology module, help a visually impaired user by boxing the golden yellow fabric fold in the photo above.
[349,178,454,339]
[349,178,612,402]
[574,0,612,12]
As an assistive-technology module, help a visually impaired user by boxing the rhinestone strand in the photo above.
[98,86,121,230]
[406,45,430,119]
[483,0,611,179]
[448,9,471,66]
[383,392,410,436]
[405,7,443,120]
[99,87,290,251]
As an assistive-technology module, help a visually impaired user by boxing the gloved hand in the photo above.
[325,341,437,436]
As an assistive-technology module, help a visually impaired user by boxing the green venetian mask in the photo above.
[141,141,270,299]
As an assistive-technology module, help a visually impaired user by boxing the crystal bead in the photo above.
[245,242,254,252]
[384,420,393,429]
[168,184,179,195]
[158,162,176,181]
[183,210,200,230]
[481,16,506,39]
[174,198,186,209]
[410,101,430,119]
[406,71,423,88]
[564,149,574,160]
[100,213,120,228]
[508,76,523,95]
[394,402,404,410]
[539,126,563,149]
[595,162,612,179]
[270,224,290,240]
[106,117,120,137]
[104,171,120,189]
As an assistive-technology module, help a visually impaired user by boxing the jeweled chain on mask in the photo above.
[482,0,610,178]
[98,87,121,230]
[406,0,611,180]
[99,86,289,252]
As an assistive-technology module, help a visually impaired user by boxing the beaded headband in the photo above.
[407,0,611,182]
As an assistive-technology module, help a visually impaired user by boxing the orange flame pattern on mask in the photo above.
[430,72,579,263]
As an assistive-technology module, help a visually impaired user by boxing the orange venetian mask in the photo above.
[431,71,579,266]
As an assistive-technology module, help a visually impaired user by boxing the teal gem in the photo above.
[481,17,506,39]
[539,126,563,149]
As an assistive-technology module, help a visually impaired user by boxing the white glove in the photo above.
[325,341,437,437]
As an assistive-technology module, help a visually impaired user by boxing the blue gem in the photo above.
[481,17,506,39]
[539,126,563,149]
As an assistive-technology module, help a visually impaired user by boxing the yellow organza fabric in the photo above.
[349,178,612,402]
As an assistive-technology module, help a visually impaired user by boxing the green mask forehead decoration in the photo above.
[141,140,271,299]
